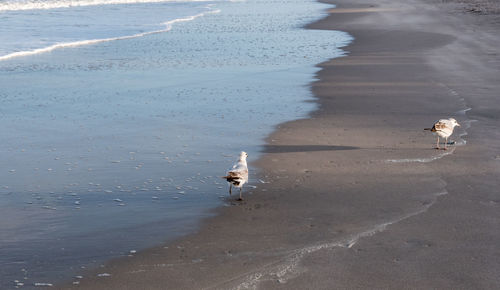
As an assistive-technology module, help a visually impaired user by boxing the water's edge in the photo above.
[0,0,354,288]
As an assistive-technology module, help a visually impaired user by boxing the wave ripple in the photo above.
[0,0,212,12]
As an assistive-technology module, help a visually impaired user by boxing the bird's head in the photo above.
[240,151,248,159]
[449,118,460,127]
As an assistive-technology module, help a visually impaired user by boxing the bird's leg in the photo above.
[238,187,243,201]
[436,136,440,150]
[444,137,448,150]
[229,184,232,195]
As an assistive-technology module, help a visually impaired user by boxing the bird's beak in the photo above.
[457,123,461,127]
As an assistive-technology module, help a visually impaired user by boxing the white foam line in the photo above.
[230,191,448,289]
[385,148,455,163]
[0,0,214,12]
[434,81,477,147]
[386,106,476,163]
[0,8,220,62]
[456,107,471,115]
[343,191,447,248]
[454,109,477,146]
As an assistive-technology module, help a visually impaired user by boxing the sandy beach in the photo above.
[1,1,347,287]
[58,0,500,288]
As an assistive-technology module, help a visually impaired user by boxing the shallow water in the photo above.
[0,0,351,287]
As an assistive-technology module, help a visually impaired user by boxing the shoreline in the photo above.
[58,0,500,288]
[1,0,350,288]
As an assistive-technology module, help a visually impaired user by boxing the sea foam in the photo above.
[0,0,351,287]
[0,8,220,62]
[232,190,448,289]
[0,0,213,12]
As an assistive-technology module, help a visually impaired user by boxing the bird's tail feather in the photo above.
[423,128,432,131]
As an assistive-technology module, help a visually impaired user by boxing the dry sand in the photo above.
[59,0,500,288]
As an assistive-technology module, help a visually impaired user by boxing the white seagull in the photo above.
[222,151,249,200]
[424,118,460,150]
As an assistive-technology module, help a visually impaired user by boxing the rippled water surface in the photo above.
[0,0,351,287]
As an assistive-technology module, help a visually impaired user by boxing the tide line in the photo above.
[0,8,220,62]
[221,191,448,289]
[454,108,477,146]
[385,148,455,163]
[0,0,214,12]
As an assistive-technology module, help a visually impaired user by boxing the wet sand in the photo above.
[59,0,500,288]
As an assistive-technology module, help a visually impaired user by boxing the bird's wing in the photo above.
[432,120,453,136]
[227,171,240,178]
[434,120,452,130]
[229,167,248,175]
[231,161,247,171]
[225,169,248,182]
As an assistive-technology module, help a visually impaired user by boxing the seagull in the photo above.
[222,151,249,200]
[424,118,460,150]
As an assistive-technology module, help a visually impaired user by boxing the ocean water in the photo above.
[0,0,351,287]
